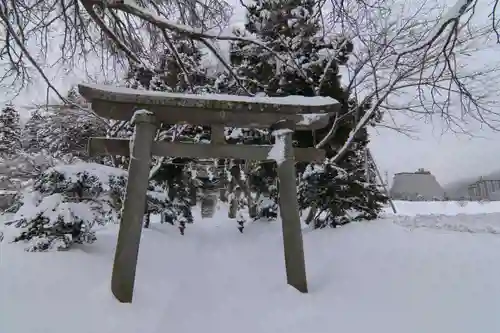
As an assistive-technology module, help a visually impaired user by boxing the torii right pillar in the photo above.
[271,119,308,293]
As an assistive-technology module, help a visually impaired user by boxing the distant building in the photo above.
[467,177,500,200]
[390,168,445,201]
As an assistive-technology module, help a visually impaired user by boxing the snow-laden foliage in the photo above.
[228,0,352,98]
[128,35,216,94]
[218,0,387,227]
[149,159,194,234]
[6,163,126,251]
[0,151,71,193]
[22,96,107,159]
[107,172,193,234]
[126,32,216,94]
[0,104,21,157]
[298,146,388,228]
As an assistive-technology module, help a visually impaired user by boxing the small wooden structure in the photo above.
[79,83,340,303]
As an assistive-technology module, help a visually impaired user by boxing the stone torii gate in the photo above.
[78,83,340,303]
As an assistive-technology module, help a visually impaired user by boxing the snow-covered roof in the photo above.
[474,176,500,182]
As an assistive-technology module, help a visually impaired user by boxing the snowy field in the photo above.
[2,201,500,333]
[387,200,500,216]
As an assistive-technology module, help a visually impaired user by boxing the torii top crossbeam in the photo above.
[78,83,341,130]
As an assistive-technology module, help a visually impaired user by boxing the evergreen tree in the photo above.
[224,0,387,226]
[6,162,171,251]
[127,33,214,94]
[298,140,388,228]
[6,163,126,251]
[22,92,106,159]
[22,110,43,151]
[149,161,194,234]
[0,104,21,157]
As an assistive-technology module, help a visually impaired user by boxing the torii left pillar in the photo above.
[111,111,157,303]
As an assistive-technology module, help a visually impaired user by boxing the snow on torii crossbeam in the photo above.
[78,83,340,303]
[78,83,337,129]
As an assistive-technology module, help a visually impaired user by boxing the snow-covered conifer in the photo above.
[224,0,387,227]
[0,104,21,157]
[23,92,106,159]
[6,163,126,251]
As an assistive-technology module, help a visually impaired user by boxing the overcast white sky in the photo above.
[3,0,500,188]
[369,115,500,187]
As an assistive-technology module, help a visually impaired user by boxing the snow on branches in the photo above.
[5,163,126,251]
[0,104,21,157]
[3,162,181,251]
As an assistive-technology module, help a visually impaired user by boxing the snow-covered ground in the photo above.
[388,199,500,216]
[2,201,500,333]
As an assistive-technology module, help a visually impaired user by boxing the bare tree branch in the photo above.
[0,0,233,99]
[0,0,499,172]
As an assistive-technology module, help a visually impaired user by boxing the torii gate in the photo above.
[78,83,340,303]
